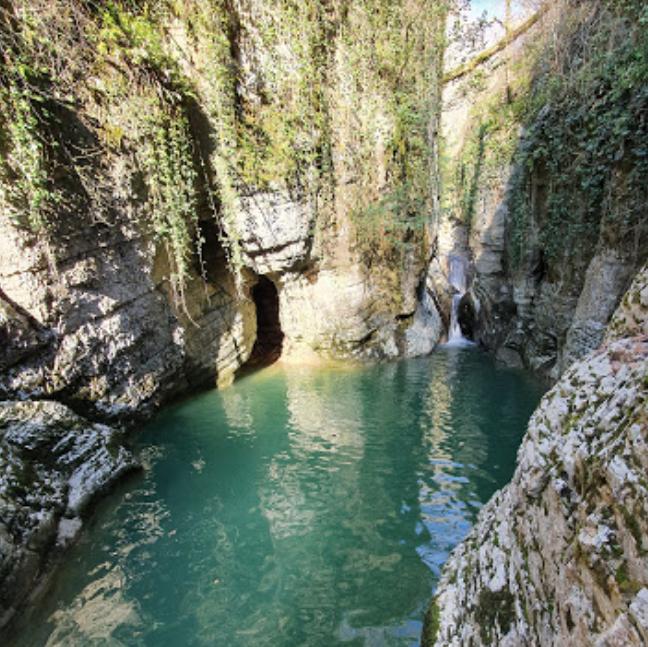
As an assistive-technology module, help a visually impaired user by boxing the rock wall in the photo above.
[0,213,256,421]
[0,400,139,629]
[229,189,442,364]
[429,0,648,375]
[424,265,647,646]
[0,2,445,632]
[0,0,444,423]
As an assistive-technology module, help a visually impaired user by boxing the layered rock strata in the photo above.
[429,0,647,375]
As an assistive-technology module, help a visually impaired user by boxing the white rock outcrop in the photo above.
[234,192,315,274]
[425,265,648,646]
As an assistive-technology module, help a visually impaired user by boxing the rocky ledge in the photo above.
[0,400,138,630]
[424,266,648,646]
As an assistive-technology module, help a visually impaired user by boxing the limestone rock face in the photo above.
[559,251,635,372]
[605,266,648,342]
[404,279,444,358]
[0,400,138,629]
[425,265,648,647]
[0,216,255,420]
[430,2,647,378]
[233,192,315,274]
[278,264,441,363]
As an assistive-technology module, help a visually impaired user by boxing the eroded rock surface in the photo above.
[0,400,138,629]
[429,1,647,377]
[0,217,256,419]
[234,192,315,274]
[425,266,648,646]
[278,263,441,363]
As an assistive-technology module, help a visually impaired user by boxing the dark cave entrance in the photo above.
[244,276,284,372]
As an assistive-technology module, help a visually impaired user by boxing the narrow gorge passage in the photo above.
[12,348,545,647]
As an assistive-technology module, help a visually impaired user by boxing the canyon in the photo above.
[0,0,646,644]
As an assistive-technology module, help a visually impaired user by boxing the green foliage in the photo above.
[475,587,516,643]
[186,0,446,272]
[95,1,190,94]
[338,0,446,263]
[421,598,441,647]
[139,103,199,299]
[350,185,428,265]
[0,81,53,233]
[440,0,648,279]
[507,0,648,270]
[1,0,449,291]
[0,2,64,234]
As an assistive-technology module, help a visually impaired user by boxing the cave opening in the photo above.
[243,276,284,372]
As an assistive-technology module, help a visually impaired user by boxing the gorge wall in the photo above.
[0,0,447,423]
[429,0,648,376]
[0,0,446,630]
[425,264,648,647]
[423,1,648,644]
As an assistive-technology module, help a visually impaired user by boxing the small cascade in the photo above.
[448,293,464,343]
[446,255,473,346]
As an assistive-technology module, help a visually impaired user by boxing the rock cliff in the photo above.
[0,214,256,420]
[0,0,444,423]
[424,266,647,646]
[429,0,648,375]
[0,0,445,630]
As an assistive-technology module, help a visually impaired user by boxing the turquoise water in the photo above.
[16,347,545,646]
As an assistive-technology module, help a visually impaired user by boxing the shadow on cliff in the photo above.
[439,3,648,377]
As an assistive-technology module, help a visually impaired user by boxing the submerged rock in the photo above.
[424,265,648,646]
[0,400,138,630]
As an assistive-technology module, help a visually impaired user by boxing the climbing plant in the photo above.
[139,102,199,302]
[340,0,448,265]
[0,79,53,233]
[506,0,648,270]
[1,0,451,296]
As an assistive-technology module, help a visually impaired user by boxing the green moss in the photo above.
[506,0,648,271]
[620,504,644,553]
[421,598,441,647]
[615,561,642,596]
[475,587,516,643]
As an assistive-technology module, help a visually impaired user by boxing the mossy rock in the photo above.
[475,587,515,643]
[421,598,441,647]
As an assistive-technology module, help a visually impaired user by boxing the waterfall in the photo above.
[446,255,472,345]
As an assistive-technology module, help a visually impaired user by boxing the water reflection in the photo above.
[45,566,141,646]
[13,348,545,647]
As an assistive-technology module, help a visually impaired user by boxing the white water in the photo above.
[446,255,473,346]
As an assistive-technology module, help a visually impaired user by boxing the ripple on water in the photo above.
[14,347,545,647]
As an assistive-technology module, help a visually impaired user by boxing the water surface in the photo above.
[16,347,545,646]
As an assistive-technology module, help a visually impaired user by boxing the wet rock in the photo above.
[458,292,476,340]
[0,400,138,629]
